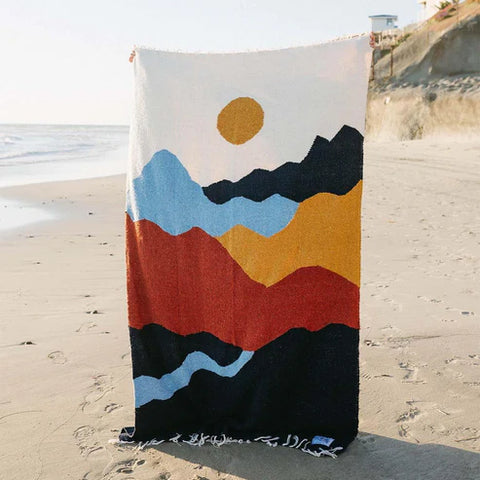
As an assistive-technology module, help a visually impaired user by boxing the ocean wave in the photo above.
[1,135,23,144]
[0,146,98,164]
[0,124,129,186]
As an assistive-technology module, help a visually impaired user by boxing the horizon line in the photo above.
[0,122,129,127]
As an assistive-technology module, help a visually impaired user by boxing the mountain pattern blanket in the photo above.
[121,37,371,457]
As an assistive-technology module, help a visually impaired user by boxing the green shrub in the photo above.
[437,1,452,9]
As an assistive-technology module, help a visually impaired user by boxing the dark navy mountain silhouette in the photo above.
[202,125,363,204]
[126,323,359,450]
[129,324,243,380]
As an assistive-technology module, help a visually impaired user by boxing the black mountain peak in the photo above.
[202,124,363,204]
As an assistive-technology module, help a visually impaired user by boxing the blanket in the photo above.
[121,37,371,457]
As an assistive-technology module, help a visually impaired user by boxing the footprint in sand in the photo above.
[115,460,134,474]
[48,350,67,364]
[104,458,147,479]
[463,381,480,387]
[76,321,97,333]
[74,425,109,479]
[358,434,376,445]
[73,425,103,457]
[157,474,171,480]
[74,425,95,442]
[396,406,421,423]
[81,374,113,414]
[104,403,122,414]
[399,361,425,384]
[417,295,443,304]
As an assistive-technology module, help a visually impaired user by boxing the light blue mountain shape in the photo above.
[126,150,298,237]
[134,350,254,406]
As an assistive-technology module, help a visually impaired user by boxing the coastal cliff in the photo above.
[367,1,480,140]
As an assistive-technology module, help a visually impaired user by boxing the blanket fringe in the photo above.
[133,33,368,56]
[111,432,343,458]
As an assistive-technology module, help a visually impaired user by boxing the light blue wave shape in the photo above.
[126,150,298,237]
[134,350,254,407]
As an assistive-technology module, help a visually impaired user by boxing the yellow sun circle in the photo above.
[217,97,264,145]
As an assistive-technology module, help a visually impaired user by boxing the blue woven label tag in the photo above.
[312,435,334,447]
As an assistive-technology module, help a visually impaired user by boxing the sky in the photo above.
[0,0,419,125]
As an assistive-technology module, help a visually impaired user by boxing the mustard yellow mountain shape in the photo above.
[216,181,362,287]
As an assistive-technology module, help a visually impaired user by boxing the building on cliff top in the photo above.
[369,14,399,32]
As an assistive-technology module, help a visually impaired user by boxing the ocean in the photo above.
[0,124,129,232]
[0,124,129,188]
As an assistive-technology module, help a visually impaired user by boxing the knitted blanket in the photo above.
[121,37,371,457]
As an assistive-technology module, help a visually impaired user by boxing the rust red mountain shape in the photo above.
[126,215,359,351]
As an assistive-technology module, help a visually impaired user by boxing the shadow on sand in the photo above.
[152,431,480,480]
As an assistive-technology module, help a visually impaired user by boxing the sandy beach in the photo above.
[1,140,479,479]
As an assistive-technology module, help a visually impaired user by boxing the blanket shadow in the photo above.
[152,431,480,480]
